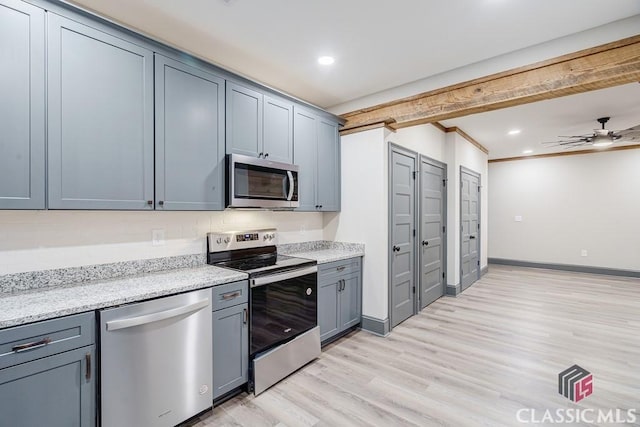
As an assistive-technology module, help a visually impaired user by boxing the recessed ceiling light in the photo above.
[522,149,533,154]
[508,129,521,135]
[318,56,335,66]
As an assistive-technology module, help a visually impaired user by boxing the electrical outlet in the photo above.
[152,229,166,246]
[514,215,523,222]
[581,249,588,257]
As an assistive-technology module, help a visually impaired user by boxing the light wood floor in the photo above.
[192,265,640,426]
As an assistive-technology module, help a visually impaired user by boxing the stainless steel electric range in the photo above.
[207,229,320,395]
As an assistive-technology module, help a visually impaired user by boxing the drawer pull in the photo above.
[336,266,346,272]
[221,291,241,300]
[12,337,52,353]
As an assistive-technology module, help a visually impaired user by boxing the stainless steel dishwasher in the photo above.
[99,288,212,427]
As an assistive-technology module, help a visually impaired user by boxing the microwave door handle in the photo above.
[287,171,294,201]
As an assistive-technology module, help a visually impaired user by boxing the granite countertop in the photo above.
[0,240,364,330]
[279,241,365,264]
[0,265,247,329]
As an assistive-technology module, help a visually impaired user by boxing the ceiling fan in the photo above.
[543,117,640,149]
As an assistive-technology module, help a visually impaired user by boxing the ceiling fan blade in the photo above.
[616,124,640,137]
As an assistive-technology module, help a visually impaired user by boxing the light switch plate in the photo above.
[581,249,588,257]
[152,229,166,246]
[515,215,523,222]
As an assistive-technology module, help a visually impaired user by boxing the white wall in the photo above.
[329,15,640,114]
[488,149,640,272]
[324,124,448,321]
[0,210,323,274]
[323,127,388,320]
[445,133,489,286]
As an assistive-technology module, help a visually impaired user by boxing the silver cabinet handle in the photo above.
[221,291,241,300]
[106,299,209,331]
[251,265,317,288]
[243,308,248,324]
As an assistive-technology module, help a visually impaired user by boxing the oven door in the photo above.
[249,265,317,356]
[228,154,299,208]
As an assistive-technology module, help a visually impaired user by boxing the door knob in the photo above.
[470,235,476,239]
[422,240,429,246]
[392,245,400,252]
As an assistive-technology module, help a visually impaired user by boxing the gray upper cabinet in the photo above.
[47,13,154,210]
[293,107,341,212]
[154,55,225,210]
[226,82,263,158]
[293,108,318,211]
[263,95,293,163]
[227,82,293,163]
[0,0,45,209]
[316,119,340,211]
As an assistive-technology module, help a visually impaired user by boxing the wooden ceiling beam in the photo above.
[341,35,640,132]
[488,143,640,163]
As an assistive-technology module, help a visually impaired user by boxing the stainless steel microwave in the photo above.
[226,154,299,209]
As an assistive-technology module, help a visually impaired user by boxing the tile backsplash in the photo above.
[0,210,323,274]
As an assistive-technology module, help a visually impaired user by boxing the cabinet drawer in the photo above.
[0,312,95,370]
[318,257,361,282]
[212,281,248,311]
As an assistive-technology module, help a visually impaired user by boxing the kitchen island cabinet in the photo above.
[0,312,95,427]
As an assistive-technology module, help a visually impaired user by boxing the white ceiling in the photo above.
[440,83,640,159]
[69,0,640,109]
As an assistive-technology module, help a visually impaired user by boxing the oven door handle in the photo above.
[251,265,317,288]
[286,171,294,201]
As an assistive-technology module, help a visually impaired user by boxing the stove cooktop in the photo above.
[212,253,315,277]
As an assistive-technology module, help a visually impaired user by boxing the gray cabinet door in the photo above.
[263,95,293,163]
[47,13,154,210]
[0,0,45,209]
[293,108,318,211]
[0,345,95,427]
[212,303,248,399]
[226,82,263,158]
[318,278,340,342]
[316,119,340,212]
[339,273,361,330]
[155,55,225,211]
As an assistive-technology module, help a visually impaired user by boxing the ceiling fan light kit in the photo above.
[542,116,640,149]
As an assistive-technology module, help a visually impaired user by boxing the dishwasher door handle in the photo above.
[105,299,210,331]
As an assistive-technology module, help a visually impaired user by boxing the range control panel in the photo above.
[207,229,277,252]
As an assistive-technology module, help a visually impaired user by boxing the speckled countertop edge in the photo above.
[279,241,365,264]
[0,265,247,329]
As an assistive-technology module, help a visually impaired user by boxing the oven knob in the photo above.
[263,235,268,241]
[224,237,230,244]
[216,238,222,244]
[306,288,312,296]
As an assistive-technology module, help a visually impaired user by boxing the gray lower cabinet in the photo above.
[154,54,226,210]
[317,258,362,343]
[293,107,341,212]
[226,81,293,163]
[0,312,96,427]
[212,281,249,400]
[47,13,154,209]
[0,0,45,209]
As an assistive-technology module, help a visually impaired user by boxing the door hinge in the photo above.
[478,185,481,192]
[442,225,446,233]
[442,272,445,279]
[413,229,416,237]
[460,181,463,189]
[412,286,415,294]
[477,223,480,230]
[442,179,446,187]
[477,260,480,266]
[412,171,417,180]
